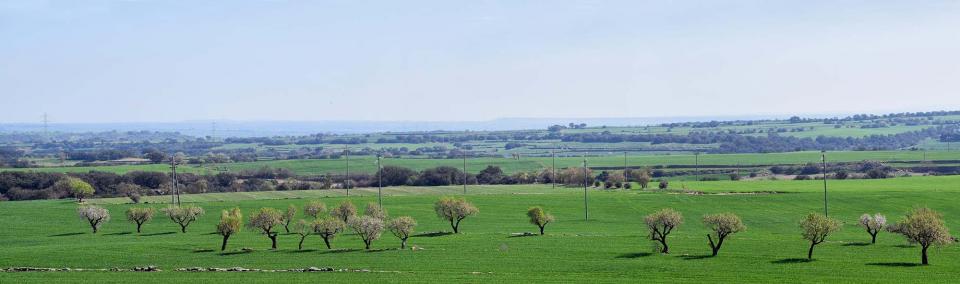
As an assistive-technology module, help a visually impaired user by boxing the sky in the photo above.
[1,0,959,123]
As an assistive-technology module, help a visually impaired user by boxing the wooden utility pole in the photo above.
[377,153,383,208]
[821,151,828,217]
[583,154,588,221]
[345,146,350,197]
[170,156,181,206]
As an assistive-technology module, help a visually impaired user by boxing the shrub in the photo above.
[77,205,110,233]
[703,213,746,256]
[658,180,669,190]
[161,205,205,233]
[349,216,384,250]
[387,216,417,249]
[304,200,326,219]
[858,213,886,244]
[645,209,683,253]
[331,201,357,223]
[623,182,632,189]
[217,208,242,251]
[312,217,345,249]
[125,207,155,233]
[800,213,841,259]
[434,197,478,233]
[247,208,283,249]
[527,206,555,235]
[888,207,953,265]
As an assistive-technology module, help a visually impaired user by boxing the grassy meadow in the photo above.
[2,176,960,283]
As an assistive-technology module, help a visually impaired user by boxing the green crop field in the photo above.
[2,176,959,283]
[4,150,959,176]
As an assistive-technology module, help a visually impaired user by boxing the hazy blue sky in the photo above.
[2,1,959,123]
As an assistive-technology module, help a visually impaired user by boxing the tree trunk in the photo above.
[450,219,458,234]
[89,220,98,233]
[364,240,371,250]
[922,245,929,265]
[269,234,278,249]
[180,224,187,233]
[284,223,291,234]
[807,242,816,259]
[401,238,407,249]
[298,236,306,250]
[136,222,143,233]
[221,234,230,251]
[870,232,877,244]
[323,237,332,249]
[539,225,545,235]
[659,237,669,254]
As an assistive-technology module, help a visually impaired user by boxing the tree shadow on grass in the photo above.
[142,232,176,236]
[365,248,396,253]
[616,252,652,259]
[321,248,361,254]
[49,232,85,237]
[413,232,453,238]
[192,248,215,253]
[678,254,713,260]
[507,233,538,238]
[286,249,317,253]
[867,262,922,267]
[105,232,132,236]
[771,258,815,264]
[842,242,871,247]
[219,250,253,256]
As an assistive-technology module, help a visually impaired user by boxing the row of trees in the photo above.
[642,208,952,265]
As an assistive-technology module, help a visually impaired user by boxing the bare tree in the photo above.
[364,202,387,220]
[304,200,327,219]
[217,208,242,251]
[331,201,357,223]
[247,208,283,249]
[161,205,205,233]
[800,213,841,259]
[77,205,110,233]
[281,204,297,233]
[312,217,345,249]
[858,213,886,244]
[644,208,683,253]
[527,206,555,235]
[387,216,417,249]
[125,207,156,233]
[349,215,384,250]
[888,207,953,265]
[293,219,312,250]
[434,197,478,234]
[703,213,746,256]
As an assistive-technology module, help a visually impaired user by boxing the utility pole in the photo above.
[694,152,700,183]
[463,152,467,194]
[170,156,181,206]
[377,152,383,209]
[583,154,588,221]
[552,149,556,189]
[345,146,350,197]
[623,151,628,184]
[821,151,828,217]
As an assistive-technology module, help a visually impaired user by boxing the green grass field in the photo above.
[4,150,960,176]
[2,176,959,283]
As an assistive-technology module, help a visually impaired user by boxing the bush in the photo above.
[658,180,669,190]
